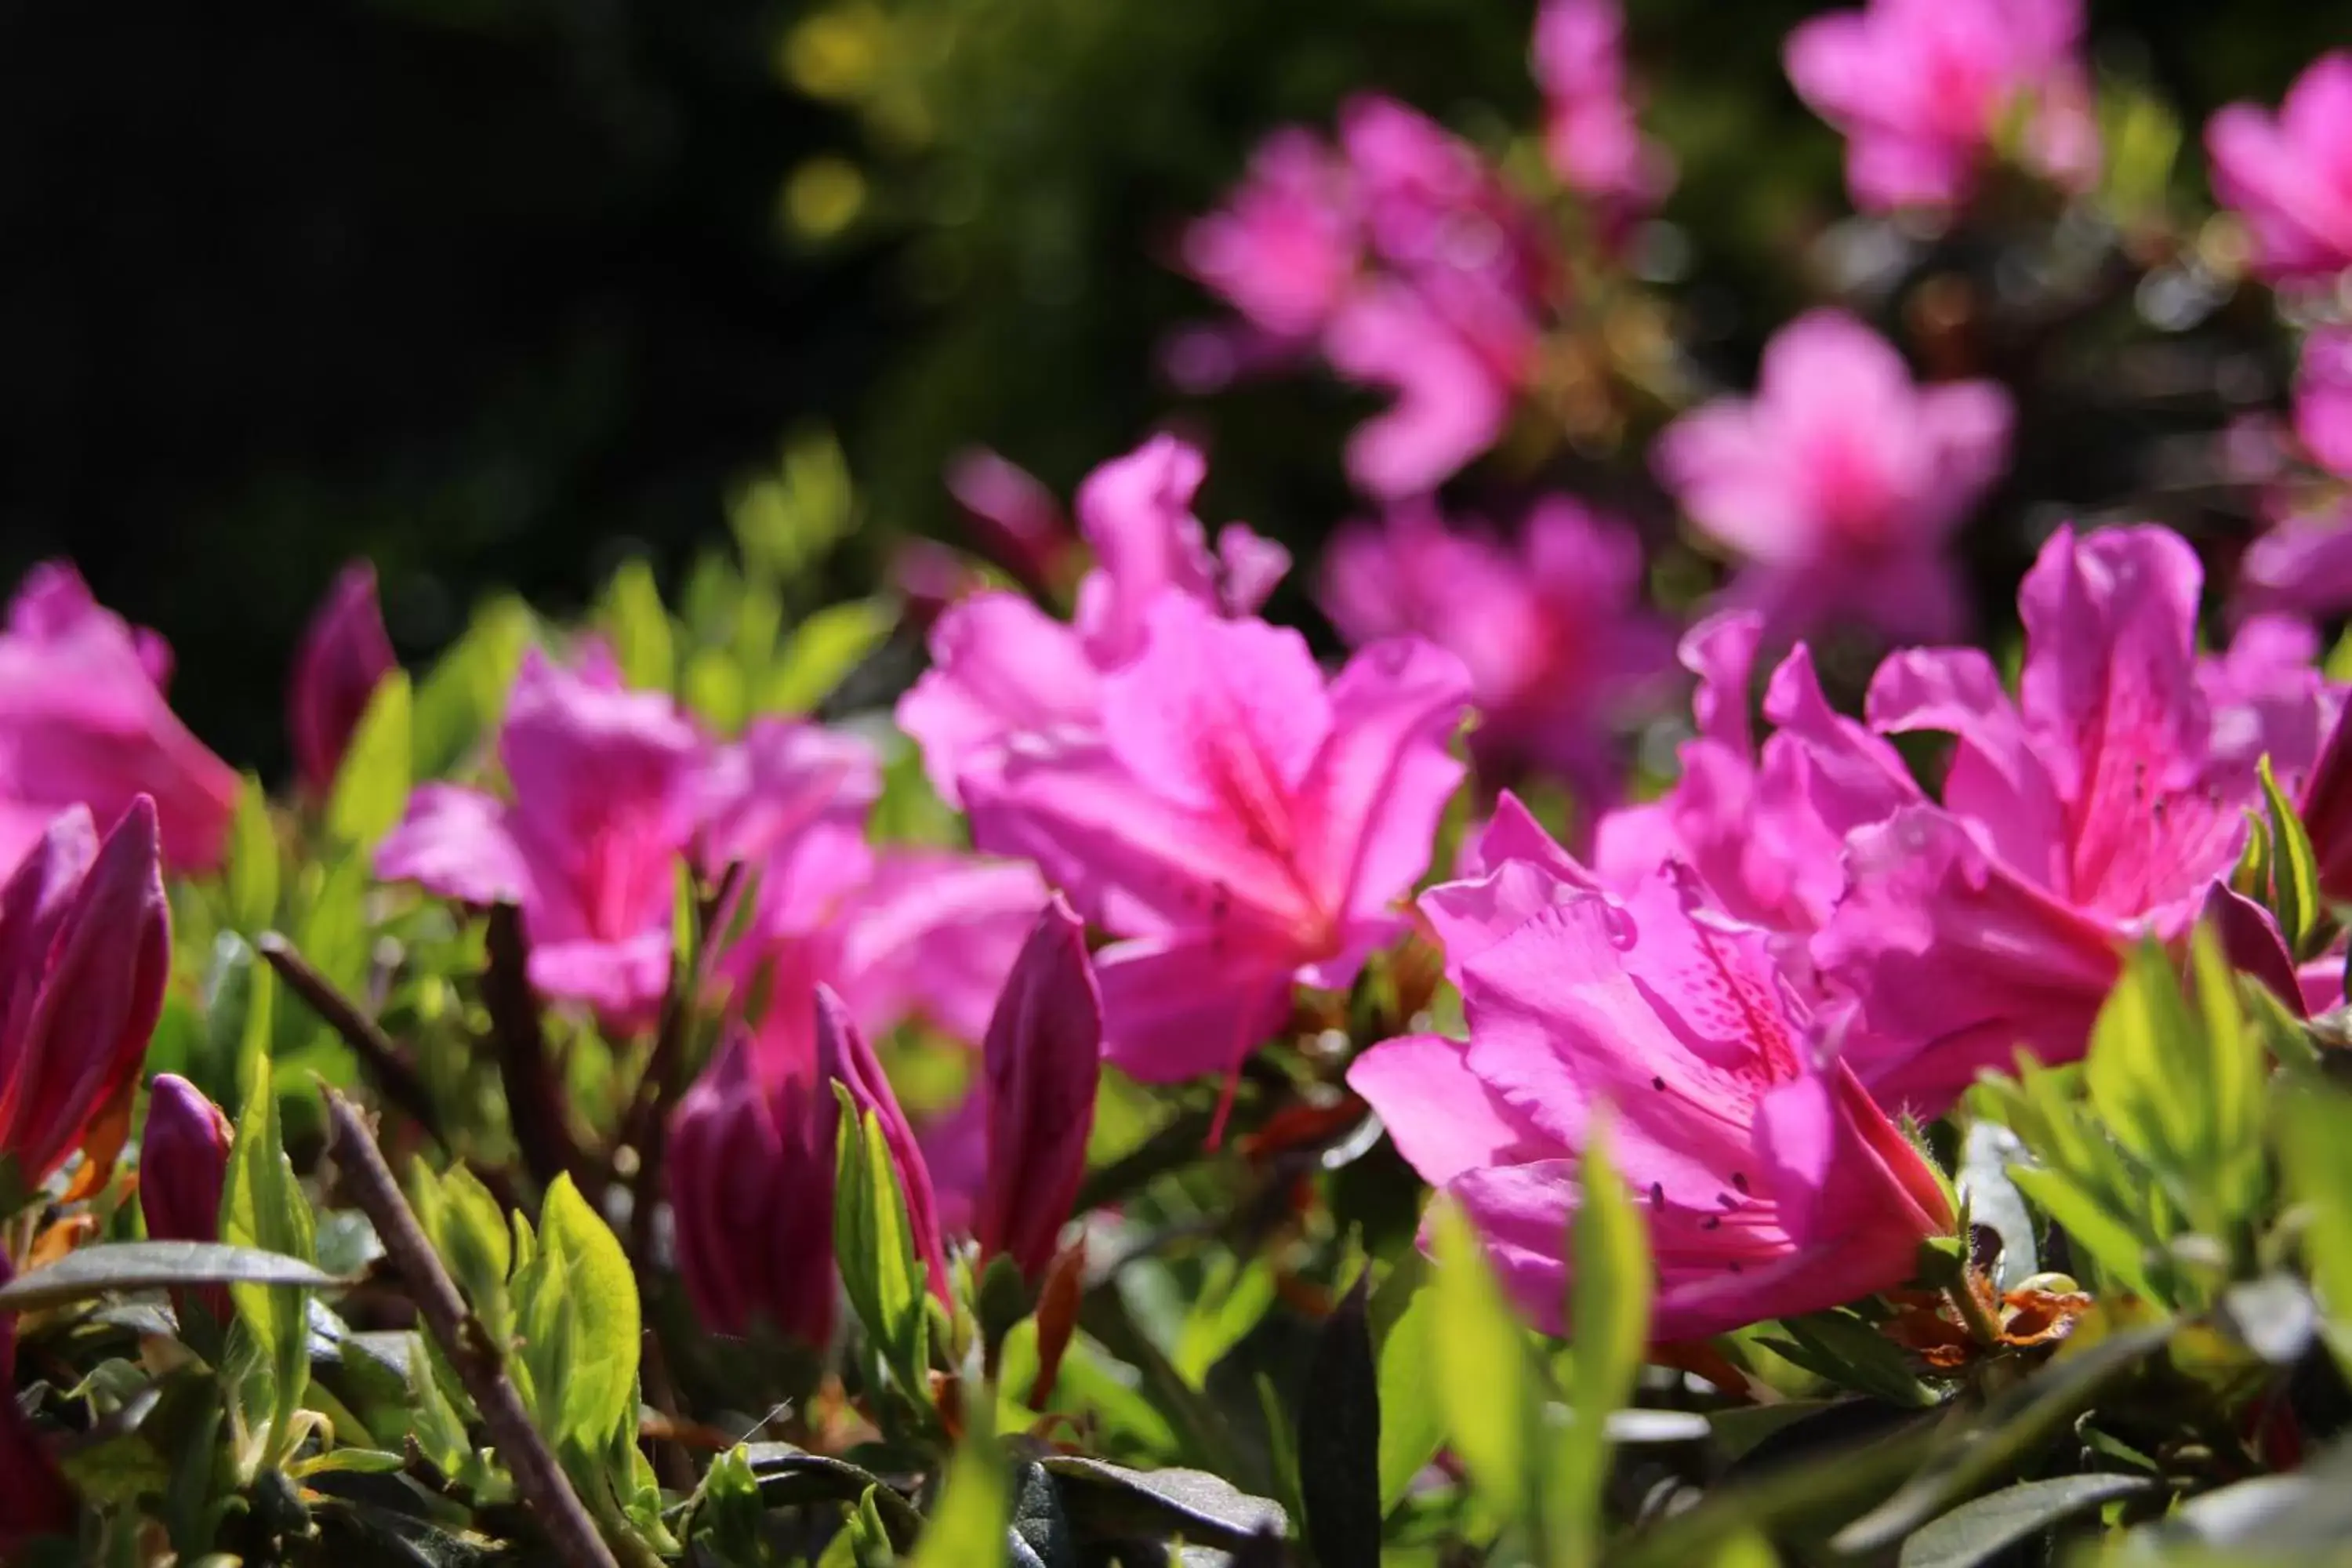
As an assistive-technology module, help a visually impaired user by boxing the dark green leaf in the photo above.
[1298,1271,1379,1568]
[739,1443,923,1544]
[1898,1473,2155,1568]
[1040,1456,1289,1552]
[218,1056,318,1464]
[0,1242,340,1310]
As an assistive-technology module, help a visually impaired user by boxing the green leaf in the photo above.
[1174,1250,1278,1387]
[909,1441,1008,1568]
[1553,1116,1652,1562]
[1898,1473,2154,1568]
[731,430,855,587]
[2260,755,2323,949]
[1369,1248,1443,1516]
[0,1242,339,1311]
[1038,1456,1288,1553]
[2006,1166,2159,1302]
[410,1163,514,1348]
[1298,1272,1380,1568]
[1831,1321,2176,1555]
[597,558,676,693]
[218,1056,318,1468]
[325,671,413,851]
[411,596,532,779]
[2280,1090,2352,1375]
[224,776,278,933]
[765,598,891,713]
[1428,1201,1538,1526]
[833,1087,930,1399]
[533,1173,641,1455]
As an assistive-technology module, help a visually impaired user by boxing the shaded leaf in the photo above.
[0,1243,340,1310]
[1298,1272,1379,1568]
[1040,1456,1288,1552]
[1898,1473,2154,1568]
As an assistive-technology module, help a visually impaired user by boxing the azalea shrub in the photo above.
[6,5,2352,1568]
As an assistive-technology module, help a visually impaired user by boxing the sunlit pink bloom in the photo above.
[946,448,1074,593]
[1784,0,2099,212]
[1591,613,1919,934]
[288,561,397,799]
[2297,328,2352,478]
[0,800,169,1189]
[1653,311,2011,644]
[1181,129,1362,341]
[1533,0,1675,218]
[0,564,238,876]
[972,895,1102,1283]
[2205,53,2352,284]
[1818,526,2254,1112]
[1352,872,1951,1342]
[898,436,1289,804]
[140,1073,234,1322]
[2240,503,2352,622]
[1323,284,1516,499]
[0,1252,74,1552]
[1319,499,1674,797]
[964,594,1470,1081]
[376,649,704,1029]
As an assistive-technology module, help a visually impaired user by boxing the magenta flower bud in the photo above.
[0,1251,74,1552]
[140,1073,234,1323]
[288,561,397,799]
[0,563,238,876]
[972,896,1102,1284]
[666,1025,839,1344]
[815,984,951,1303]
[946,447,1071,593]
[0,797,170,1187]
[2304,706,2352,908]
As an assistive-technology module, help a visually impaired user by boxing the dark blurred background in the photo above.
[0,0,2336,775]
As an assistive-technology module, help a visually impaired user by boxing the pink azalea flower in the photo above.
[1784,0,2100,212]
[287,561,397,800]
[1323,284,1517,499]
[1533,0,1675,220]
[1817,526,2258,1113]
[0,800,169,1189]
[375,648,705,1030]
[2239,501,2352,622]
[898,435,1289,804]
[1319,498,1675,797]
[963,593,1470,1085]
[2198,615,2343,790]
[2296,328,2352,478]
[1652,310,2013,645]
[1590,613,1920,934]
[0,564,238,877]
[2205,53,2352,285]
[1181,128,1362,343]
[1350,871,1952,1342]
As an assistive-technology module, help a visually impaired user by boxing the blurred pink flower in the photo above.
[946,448,1075,593]
[1181,129,1362,342]
[1784,0,2099,212]
[1533,0,1675,219]
[1653,310,2012,644]
[376,648,705,1030]
[0,799,169,1190]
[1350,872,1951,1342]
[288,561,397,800]
[898,435,1289,804]
[2206,53,2352,284]
[964,593,1469,1087]
[2240,503,2352,622]
[2198,614,2343,789]
[2297,328,2352,477]
[0,564,238,876]
[1818,526,2256,1112]
[1319,498,1674,797]
[1323,283,1519,500]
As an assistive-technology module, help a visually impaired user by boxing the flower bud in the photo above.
[974,895,1102,1284]
[288,561,397,798]
[665,1025,837,1345]
[0,798,170,1187]
[140,1073,234,1323]
[815,984,951,1302]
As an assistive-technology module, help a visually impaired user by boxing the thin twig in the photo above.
[319,1086,621,1568]
[482,904,593,1200]
[258,933,445,1148]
